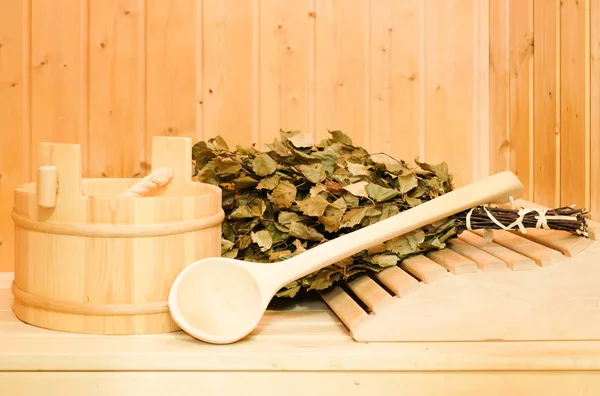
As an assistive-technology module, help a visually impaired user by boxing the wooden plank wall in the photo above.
[0,0,598,272]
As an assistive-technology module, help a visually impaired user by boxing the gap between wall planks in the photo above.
[0,0,599,272]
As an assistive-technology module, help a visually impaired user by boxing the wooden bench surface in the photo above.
[3,265,600,395]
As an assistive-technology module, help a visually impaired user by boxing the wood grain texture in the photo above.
[592,0,600,221]
[5,278,600,395]
[423,0,476,188]
[203,0,259,147]
[321,232,600,342]
[30,0,89,171]
[314,0,369,146]
[1,1,600,272]
[146,0,200,152]
[4,372,600,396]
[89,0,145,178]
[368,0,423,162]
[560,0,588,210]
[508,0,534,199]
[532,0,559,207]
[489,0,510,175]
[0,0,29,272]
[259,0,313,144]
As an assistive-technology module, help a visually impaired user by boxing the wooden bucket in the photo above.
[10,136,224,335]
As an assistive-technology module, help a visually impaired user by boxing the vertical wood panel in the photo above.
[591,0,600,220]
[31,0,89,173]
[532,0,559,207]
[0,0,29,272]
[88,0,145,178]
[369,0,423,162]
[508,0,534,200]
[202,0,258,147]
[259,0,314,143]
[559,0,588,209]
[146,0,200,162]
[489,0,510,175]
[314,0,369,146]
[423,0,475,187]
[2,1,600,272]
[473,0,490,180]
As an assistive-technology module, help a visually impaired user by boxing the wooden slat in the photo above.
[489,0,510,175]
[508,0,534,199]
[472,229,565,267]
[146,0,200,157]
[423,0,475,187]
[532,0,559,207]
[347,276,394,313]
[447,238,507,271]
[511,228,593,257]
[368,0,423,161]
[560,0,588,210]
[314,0,369,145]
[457,231,537,271]
[0,0,28,272]
[259,0,313,142]
[473,0,490,179]
[319,286,369,332]
[374,266,419,297]
[425,248,478,274]
[592,0,600,223]
[203,0,259,146]
[399,255,448,283]
[31,0,89,171]
[88,0,145,178]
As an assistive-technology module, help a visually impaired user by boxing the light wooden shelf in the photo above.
[2,272,600,394]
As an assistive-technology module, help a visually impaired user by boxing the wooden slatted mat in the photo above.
[320,228,600,342]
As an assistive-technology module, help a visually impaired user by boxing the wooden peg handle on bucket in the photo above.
[37,166,58,208]
[34,142,85,221]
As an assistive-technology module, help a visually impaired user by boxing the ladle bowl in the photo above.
[168,171,525,344]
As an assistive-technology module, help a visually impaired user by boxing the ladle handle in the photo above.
[271,171,525,289]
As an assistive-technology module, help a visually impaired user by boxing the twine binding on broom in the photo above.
[460,195,588,240]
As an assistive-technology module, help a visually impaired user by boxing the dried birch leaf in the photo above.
[343,181,369,198]
[284,130,315,148]
[278,211,302,224]
[257,174,280,190]
[340,208,367,229]
[288,222,325,241]
[297,195,330,217]
[251,230,273,252]
[297,163,326,183]
[366,183,400,202]
[371,254,399,267]
[252,153,278,176]
[397,174,418,193]
[269,180,297,208]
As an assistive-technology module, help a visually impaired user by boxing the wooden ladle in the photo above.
[168,170,525,344]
